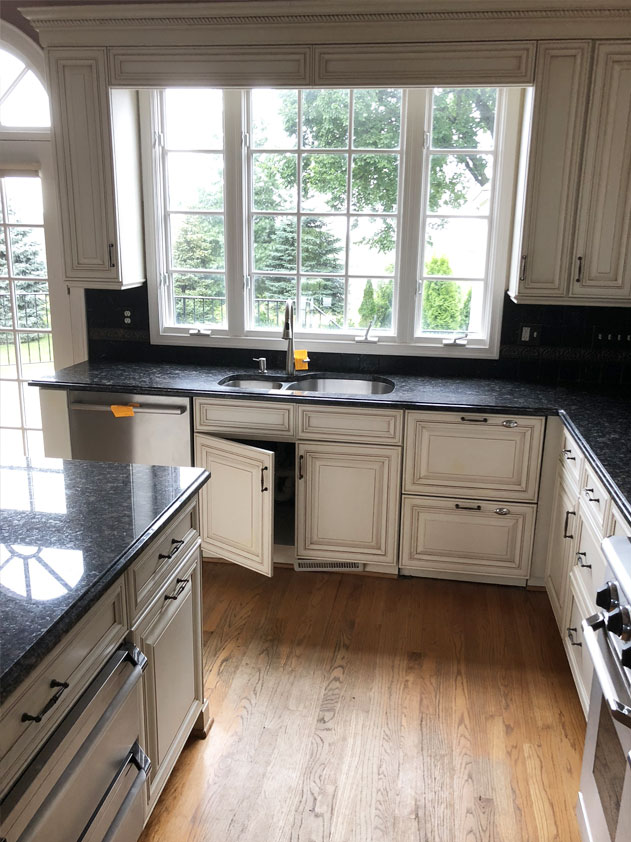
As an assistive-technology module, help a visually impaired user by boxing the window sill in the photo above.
[149,327,500,359]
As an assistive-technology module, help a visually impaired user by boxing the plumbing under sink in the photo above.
[217,374,395,396]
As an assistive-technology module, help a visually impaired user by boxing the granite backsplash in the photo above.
[85,288,631,387]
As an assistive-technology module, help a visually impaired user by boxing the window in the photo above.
[145,85,522,356]
[0,47,50,129]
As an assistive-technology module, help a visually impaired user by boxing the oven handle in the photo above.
[582,613,631,727]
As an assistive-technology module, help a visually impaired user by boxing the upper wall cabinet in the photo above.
[47,49,145,289]
[571,42,631,301]
[510,40,631,306]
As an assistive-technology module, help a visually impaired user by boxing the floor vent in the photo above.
[294,560,364,572]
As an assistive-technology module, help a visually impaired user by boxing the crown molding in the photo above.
[19,2,631,47]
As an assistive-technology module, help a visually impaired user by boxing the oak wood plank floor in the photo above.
[139,563,585,842]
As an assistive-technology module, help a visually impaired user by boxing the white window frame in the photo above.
[143,85,524,359]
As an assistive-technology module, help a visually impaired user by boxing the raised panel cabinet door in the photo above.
[133,549,203,806]
[296,442,401,566]
[47,49,118,281]
[572,41,631,300]
[513,41,592,298]
[194,434,274,577]
[399,496,535,582]
[545,474,578,630]
[403,413,545,501]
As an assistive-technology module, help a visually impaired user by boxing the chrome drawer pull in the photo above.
[460,416,487,423]
[494,507,510,516]
[502,420,518,428]
[455,503,482,511]
[164,577,189,601]
[158,538,184,561]
[21,680,70,723]
[567,627,582,647]
[576,551,591,569]
[584,487,600,504]
[562,449,576,461]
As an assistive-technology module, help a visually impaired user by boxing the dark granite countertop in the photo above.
[0,458,209,702]
[31,360,631,524]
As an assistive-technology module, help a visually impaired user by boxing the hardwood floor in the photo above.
[139,562,586,842]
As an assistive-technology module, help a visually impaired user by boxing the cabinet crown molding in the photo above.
[21,2,631,47]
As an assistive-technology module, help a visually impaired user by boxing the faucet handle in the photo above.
[253,357,267,372]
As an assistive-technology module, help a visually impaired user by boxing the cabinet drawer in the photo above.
[298,405,402,444]
[559,427,583,490]
[403,412,545,501]
[579,461,611,534]
[564,573,593,717]
[573,507,607,610]
[0,580,127,797]
[194,398,294,439]
[399,495,535,582]
[608,504,631,537]
[126,500,197,621]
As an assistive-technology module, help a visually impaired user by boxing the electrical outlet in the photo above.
[123,309,132,326]
[519,324,542,345]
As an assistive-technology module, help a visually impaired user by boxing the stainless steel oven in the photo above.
[577,536,631,842]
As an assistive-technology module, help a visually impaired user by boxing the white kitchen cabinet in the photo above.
[399,495,535,584]
[296,441,401,568]
[195,433,274,577]
[563,571,594,716]
[510,41,592,299]
[131,543,204,810]
[47,48,145,288]
[511,40,631,305]
[571,41,631,300]
[403,412,544,502]
[544,472,578,630]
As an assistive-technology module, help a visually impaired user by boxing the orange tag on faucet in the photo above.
[294,350,310,371]
[110,403,139,418]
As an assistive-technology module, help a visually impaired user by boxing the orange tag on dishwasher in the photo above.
[110,403,139,418]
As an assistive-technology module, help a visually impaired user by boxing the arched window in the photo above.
[0,45,50,128]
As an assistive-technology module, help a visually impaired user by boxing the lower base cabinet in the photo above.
[399,495,536,584]
[130,540,204,811]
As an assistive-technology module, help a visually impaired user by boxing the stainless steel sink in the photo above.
[218,376,286,391]
[288,376,395,395]
[218,373,395,395]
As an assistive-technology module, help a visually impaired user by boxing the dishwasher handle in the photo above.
[69,402,187,416]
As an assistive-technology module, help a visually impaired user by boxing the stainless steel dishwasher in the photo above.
[68,391,192,467]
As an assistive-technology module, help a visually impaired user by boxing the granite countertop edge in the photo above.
[0,469,210,704]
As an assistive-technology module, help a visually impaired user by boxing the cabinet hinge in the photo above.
[416,279,423,295]
[243,274,251,290]
[242,131,250,149]
[423,131,430,150]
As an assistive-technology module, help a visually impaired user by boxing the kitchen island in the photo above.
[0,457,210,842]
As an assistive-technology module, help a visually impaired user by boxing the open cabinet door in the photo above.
[194,434,274,577]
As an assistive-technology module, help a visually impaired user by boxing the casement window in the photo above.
[143,85,523,357]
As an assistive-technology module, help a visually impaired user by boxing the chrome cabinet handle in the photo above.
[576,551,591,569]
[21,679,70,723]
[502,420,518,428]
[582,614,631,726]
[108,242,116,268]
[164,577,189,601]
[455,503,482,511]
[567,627,582,647]
[584,487,600,503]
[460,416,488,423]
[158,538,184,561]
[519,254,527,281]
[562,449,576,461]
[298,454,304,480]
[261,465,268,492]
[563,510,575,539]
[575,255,583,284]
[494,507,511,516]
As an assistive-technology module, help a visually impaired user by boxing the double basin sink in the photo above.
[218,373,395,396]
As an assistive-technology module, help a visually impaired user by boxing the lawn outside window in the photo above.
[143,85,524,357]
